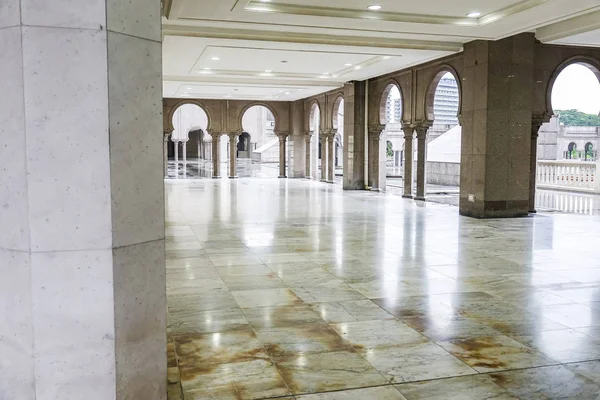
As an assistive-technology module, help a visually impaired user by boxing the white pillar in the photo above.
[182,140,187,164]
[0,1,166,399]
[173,139,179,163]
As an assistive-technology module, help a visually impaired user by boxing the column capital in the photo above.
[208,131,222,140]
[228,132,240,140]
[415,124,430,139]
[368,124,386,136]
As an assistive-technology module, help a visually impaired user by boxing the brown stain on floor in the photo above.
[450,337,507,370]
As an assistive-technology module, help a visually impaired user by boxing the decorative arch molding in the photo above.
[331,94,344,131]
[424,65,462,124]
[307,99,323,134]
[378,78,403,125]
[238,101,280,134]
[166,100,213,133]
[545,55,600,119]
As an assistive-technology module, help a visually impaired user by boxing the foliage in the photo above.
[386,141,394,158]
[555,109,600,126]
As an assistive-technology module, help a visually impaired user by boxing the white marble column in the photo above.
[173,139,179,163]
[305,134,311,179]
[163,132,170,178]
[320,135,328,182]
[415,125,429,201]
[210,132,221,178]
[182,140,187,165]
[229,133,238,179]
[403,125,414,198]
[369,127,384,191]
[278,134,288,178]
[327,133,335,183]
[0,1,166,399]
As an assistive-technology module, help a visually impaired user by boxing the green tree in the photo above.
[386,141,393,158]
[555,109,600,126]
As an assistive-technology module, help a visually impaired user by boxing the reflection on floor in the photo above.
[165,179,600,400]
[167,159,280,179]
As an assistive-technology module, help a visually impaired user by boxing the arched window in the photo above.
[567,142,577,159]
[585,142,594,161]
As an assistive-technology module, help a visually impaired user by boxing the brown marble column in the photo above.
[278,134,288,178]
[320,135,327,182]
[460,33,535,218]
[163,132,171,178]
[327,132,335,183]
[210,132,221,178]
[305,134,311,179]
[415,125,430,201]
[343,81,366,190]
[402,125,414,198]
[228,133,238,179]
[529,123,542,213]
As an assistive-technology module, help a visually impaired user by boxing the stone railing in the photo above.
[537,160,600,193]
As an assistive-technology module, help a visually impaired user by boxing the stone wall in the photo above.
[427,162,460,186]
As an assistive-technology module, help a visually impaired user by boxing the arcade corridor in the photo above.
[165,179,600,399]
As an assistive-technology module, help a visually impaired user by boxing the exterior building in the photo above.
[538,115,599,161]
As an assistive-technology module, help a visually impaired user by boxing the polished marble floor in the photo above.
[165,178,600,400]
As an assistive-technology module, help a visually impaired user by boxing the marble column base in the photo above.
[371,188,381,192]
[278,176,287,179]
[402,194,414,199]
[327,180,334,184]
[229,176,239,179]
[415,196,426,201]
[212,176,221,179]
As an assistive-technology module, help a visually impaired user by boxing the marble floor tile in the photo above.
[232,288,304,308]
[209,253,264,267]
[220,273,287,291]
[403,315,503,341]
[297,386,407,399]
[330,319,428,351]
[169,308,250,334]
[256,323,354,358]
[309,300,395,323]
[489,365,600,399]
[395,375,517,400]
[242,305,325,330]
[512,329,600,363]
[565,360,600,383]
[273,350,388,395]
[437,335,557,373]
[217,264,275,277]
[540,303,600,328]
[373,295,458,319]
[292,282,365,303]
[363,342,477,383]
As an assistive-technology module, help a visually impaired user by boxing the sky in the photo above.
[551,64,600,115]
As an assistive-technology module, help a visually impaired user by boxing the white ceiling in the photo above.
[162,0,600,101]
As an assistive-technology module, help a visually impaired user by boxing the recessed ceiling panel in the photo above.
[190,46,377,76]
[258,0,529,18]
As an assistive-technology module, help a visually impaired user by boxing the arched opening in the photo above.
[242,105,277,176]
[536,61,600,212]
[426,71,461,200]
[309,102,321,180]
[332,97,345,174]
[169,103,209,179]
[380,83,403,191]
[238,132,252,157]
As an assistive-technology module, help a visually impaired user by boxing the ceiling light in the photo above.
[367,5,382,11]
[285,92,290,95]
[354,66,362,70]
[259,0,271,2]
[265,70,272,73]
[323,72,330,75]
[467,12,481,18]
[383,56,390,59]
[203,67,211,70]
[332,74,338,78]
[345,63,353,67]
[211,57,220,61]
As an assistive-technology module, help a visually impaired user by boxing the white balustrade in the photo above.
[537,160,600,193]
